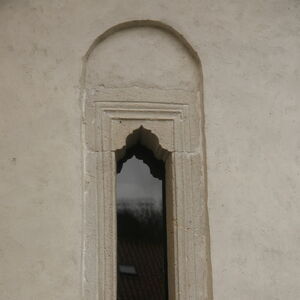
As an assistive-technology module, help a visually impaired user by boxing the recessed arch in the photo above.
[81,20,213,300]
[80,20,204,100]
[83,20,202,66]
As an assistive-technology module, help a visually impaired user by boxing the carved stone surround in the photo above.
[81,21,213,300]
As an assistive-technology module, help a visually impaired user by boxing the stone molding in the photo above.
[80,20,213,300]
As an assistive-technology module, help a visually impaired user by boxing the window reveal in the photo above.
[117,145,168,299]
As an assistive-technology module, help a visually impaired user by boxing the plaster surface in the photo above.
[0,1,299,299]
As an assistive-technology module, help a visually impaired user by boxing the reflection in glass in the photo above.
[117,145,168,300]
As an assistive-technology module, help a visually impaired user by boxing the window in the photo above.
[117,144,168,299]
[82,21,213,300]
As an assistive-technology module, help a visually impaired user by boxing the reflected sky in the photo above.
[117,154,168,300]
[117,156,162,212]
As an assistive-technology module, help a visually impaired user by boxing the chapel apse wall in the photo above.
[1,2,299,300]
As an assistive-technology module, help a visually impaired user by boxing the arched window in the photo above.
[117,144,168,299]
[81,20,213,300]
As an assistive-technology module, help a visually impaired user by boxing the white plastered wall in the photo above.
[0,1,299,299]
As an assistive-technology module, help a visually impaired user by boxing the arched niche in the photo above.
[81,20,213,300]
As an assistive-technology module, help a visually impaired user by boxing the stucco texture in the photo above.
[0,1,299,299]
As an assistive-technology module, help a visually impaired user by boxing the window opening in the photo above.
[116,144,168,300]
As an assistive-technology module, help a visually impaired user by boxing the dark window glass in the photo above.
[117,145,168,300]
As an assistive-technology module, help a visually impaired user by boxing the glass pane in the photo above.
[117,150,168,300]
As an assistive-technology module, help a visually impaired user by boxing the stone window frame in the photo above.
[80,20,213,300]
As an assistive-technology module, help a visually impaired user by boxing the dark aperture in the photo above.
[117,144,168,300]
